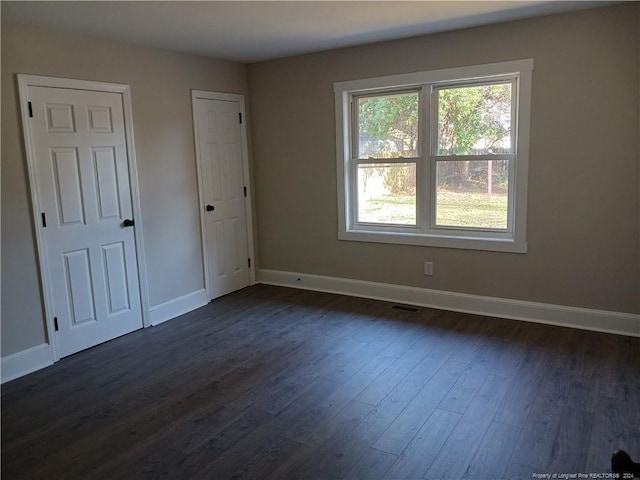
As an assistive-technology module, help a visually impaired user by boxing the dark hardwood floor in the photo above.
[2,284,639,479]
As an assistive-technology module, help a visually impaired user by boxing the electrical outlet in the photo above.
[424,261,434,276]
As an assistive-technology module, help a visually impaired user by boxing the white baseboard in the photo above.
[149,288,209,326]
[4,274,636,384]
[257,269,640,337]
[1,343,54,384]
[2,289,210,383]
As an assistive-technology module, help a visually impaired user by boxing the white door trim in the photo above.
[191,90,256,299]
[17,74,151,362]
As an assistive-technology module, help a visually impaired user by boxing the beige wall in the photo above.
[2,4,639,361]
[248,4,640,314]
[1,21,249,356]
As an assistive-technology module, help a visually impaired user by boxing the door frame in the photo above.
[18,74,151,362]
[191,90,256,299]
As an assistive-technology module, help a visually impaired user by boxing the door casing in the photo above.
[18,74,150,362]
[191,90,255,299]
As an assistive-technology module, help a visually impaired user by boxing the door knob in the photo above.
[206,205,215,212]
[123,219,135,227]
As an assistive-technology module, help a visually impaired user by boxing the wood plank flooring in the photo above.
[2,284,639,479]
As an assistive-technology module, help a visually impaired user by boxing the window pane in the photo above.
[436,160,508,229]
[357,162,416,225]
[357,92,418,159]
[437,83,512,156]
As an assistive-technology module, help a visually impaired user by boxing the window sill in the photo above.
[338,229,527,253]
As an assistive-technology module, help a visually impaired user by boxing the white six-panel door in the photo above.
[26,84,144,358]
[193,94,251,299]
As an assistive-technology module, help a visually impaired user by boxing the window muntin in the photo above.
[334,60,532,253]
[352,80,515,232]
[353,90,420,228]
[431,80,516,232]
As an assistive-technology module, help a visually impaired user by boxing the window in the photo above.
[334,60,532,253]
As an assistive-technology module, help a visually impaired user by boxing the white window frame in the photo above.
[334,59,533,253]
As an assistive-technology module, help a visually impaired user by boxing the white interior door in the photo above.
[193,95,251,299]
[26,84,143,358]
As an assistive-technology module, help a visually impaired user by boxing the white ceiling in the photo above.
[2,1,615,63]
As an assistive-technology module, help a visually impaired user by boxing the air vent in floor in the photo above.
[391,304,420,313]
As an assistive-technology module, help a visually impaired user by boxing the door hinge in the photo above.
[53,317,59,331]
[239,112,243,124]
[28,101,33,118]
[41,212,47,228]
[248,258,251,268]
[243,186,247,197]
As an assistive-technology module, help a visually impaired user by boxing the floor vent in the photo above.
[391,304,420,313]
